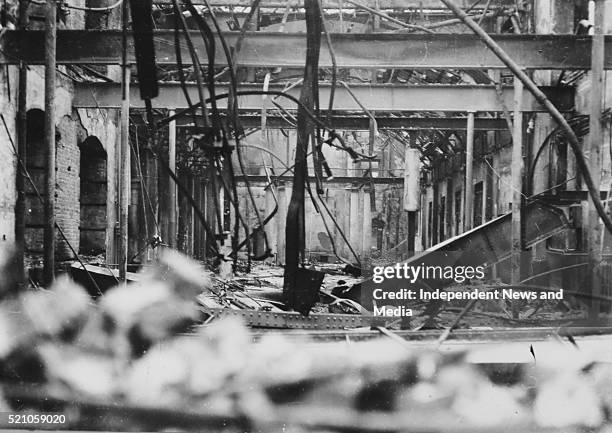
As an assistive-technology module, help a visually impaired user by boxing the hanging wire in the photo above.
[199,0,271,259]
[172,0,210,127]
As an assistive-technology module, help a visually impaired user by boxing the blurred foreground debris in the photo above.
[0,248,611,432]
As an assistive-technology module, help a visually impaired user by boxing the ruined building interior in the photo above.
[0,0,612,431]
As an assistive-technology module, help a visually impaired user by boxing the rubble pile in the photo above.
[0,250,611,432]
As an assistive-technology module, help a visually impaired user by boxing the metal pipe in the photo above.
[439,0,612,235]
[43,0,57,285]
[421,11,496,30]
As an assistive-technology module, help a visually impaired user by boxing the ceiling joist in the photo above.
[73,82,574,112]
[1,31,610,69]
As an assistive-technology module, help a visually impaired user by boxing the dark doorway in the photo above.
[25,109,45,253]
[79,136,107,255]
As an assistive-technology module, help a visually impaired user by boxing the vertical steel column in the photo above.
[276,182,287,265]
[119,69,130,280]
[404,135,420,256]
[361,188,371,272]
[264,186,277,258]
[357,188,365,260]
[119,0,130,280]
[463,111,475,232]
[43,0,57,285]
[168,109,177,249]
[349,187,361,259]
[588,0,605,319]
[407,212,417,257]
[511,78,524,317]
[15,0,28,288]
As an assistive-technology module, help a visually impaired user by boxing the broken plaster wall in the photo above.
[0,0,88,260]
[0,65,20,247]
[75,108,120,262]
[24,67,79,259]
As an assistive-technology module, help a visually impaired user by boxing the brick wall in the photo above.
[55,115,81,259]
[0,1,122,267]
[21,68,77,261]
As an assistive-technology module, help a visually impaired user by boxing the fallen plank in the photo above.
[70,263,140,296]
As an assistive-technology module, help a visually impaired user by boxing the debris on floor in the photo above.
[0,250,611,432]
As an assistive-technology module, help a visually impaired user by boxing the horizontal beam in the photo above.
[73,82,574,112]
[195,115,509,130]
[1,31,610,69]
[181,0,515,8]
[236,176,405,184]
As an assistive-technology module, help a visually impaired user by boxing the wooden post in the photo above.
[463,111,475,232]
[588,0,605,319]
[168,109,177,248]
[511,76,524,317]
[43,0,57,285]
[119,0,130,281]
